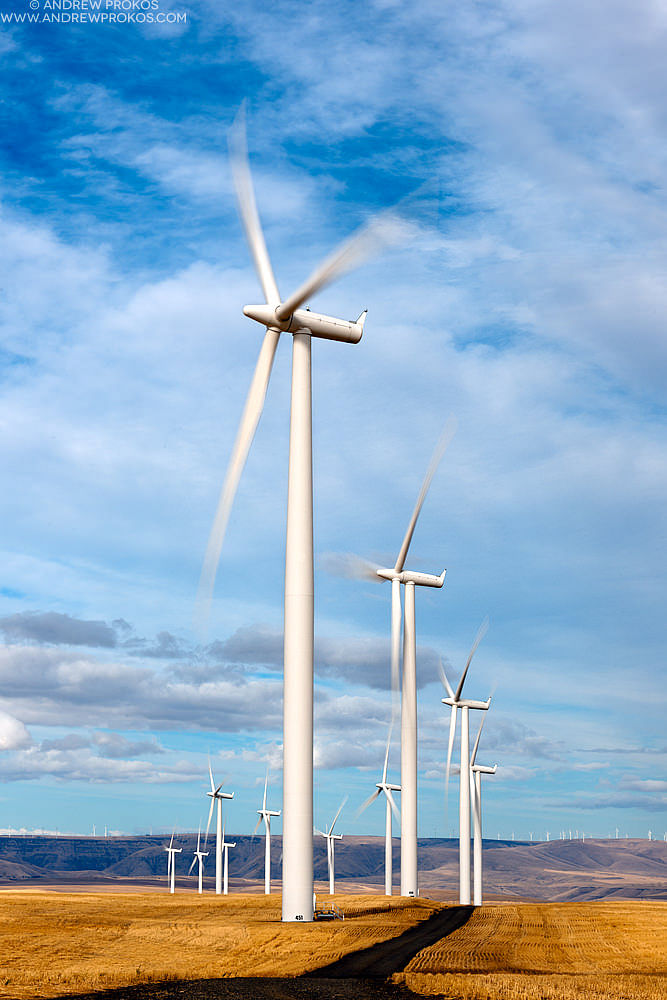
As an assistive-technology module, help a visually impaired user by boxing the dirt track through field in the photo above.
[53,978,426,1000]
[306,904,474,978]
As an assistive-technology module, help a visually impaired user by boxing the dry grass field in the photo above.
[394,900,667,1000]
[0,890,438,998]
[1,891,665,1000]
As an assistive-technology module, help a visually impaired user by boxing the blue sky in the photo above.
[0,0,665,843]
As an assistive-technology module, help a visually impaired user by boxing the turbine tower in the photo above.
[318,798,347,895]
[205,762,234,895]
[357,724,401,895]
[374,422,455,897]
[254,771,281,894]
[165,832,182,895]
[469,715,497,906]
[188,825,209,895]
[196,109,394,922]
[221,821,236,895]
[440,619,491,905]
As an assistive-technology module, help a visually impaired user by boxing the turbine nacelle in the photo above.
[243,304,366,344]
[376,566,446,588]
[472,764,497,774]
[442,696,491,711]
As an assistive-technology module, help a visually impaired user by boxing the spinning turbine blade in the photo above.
[253,817,262,836]
[394,415,457,573]
[454,616,489,701]
[188,854,197,875]
[263,771,268,811]
[329,795,348,835]
[205,796,215,845]
[382,722,393,785]
[385,788,400,823]
[208,760,216,793]
[195,327,281,631]
[356,788,381,816]
[438,657,455,700]
[471,714,486,767]
[445,705,457,801]
[274,209,404,322]
[228,105,280,306]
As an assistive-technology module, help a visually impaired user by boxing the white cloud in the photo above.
[0,711,32,751]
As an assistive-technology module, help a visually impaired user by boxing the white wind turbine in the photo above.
[204,762,234,895]
[357,725,401,895]
[440,619,491,905]
[254,771,281,895]
[318,797,347,895]
[469,715,497,906]
[165,832,182,895]
[373,420,455,898]
[197,111,399,923]
[221,820,236,895]
[188,825,209,895]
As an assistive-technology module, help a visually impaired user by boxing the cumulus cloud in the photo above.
[0,710,32,751]
[0,611,117,648]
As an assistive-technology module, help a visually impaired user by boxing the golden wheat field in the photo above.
[393,900,667,1000]
[0,890,437,998]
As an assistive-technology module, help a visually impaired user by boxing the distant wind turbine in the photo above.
[165,832,182,895]
[188,825,209,895]
[439,618,491,905]
[254,771,281,894]
[221,820,236,895]
[469,715,497,906]
[204,762,234,895]
[318,797,347,895]
[357,724,401,895]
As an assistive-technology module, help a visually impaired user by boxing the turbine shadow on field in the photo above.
[307,904,474,979]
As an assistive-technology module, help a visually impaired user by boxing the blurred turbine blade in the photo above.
[385,788,400,823]
[274,208,406,322]
[454,616,489,701]
[382,721,393,785]
[228,104,280,306]
[263,770,268,811]
[394,415,457,573]
[445,706,457,804]
[253,817,262,836]
[204,796,215,846]
[470,714,486,767]
[356,788,381,817]
[208,759,215,794]
[195,326,281,634]
[188,854,197,875]
[319,551,381,582]
[390,580,402,719]
[438,656,455,700]
[330,795,348,834]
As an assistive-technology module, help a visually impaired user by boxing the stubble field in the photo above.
[0,891,664,1000]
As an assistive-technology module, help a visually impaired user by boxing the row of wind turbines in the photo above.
[195,108,500,920]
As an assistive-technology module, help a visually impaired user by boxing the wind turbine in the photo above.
[205,762,234,895]
[254,771,281,894]
[469,715,497,906]
[165,832,182,895]
[373,419,455,897]
[440,619,491,905]
[188,825,209,895]
[357,724,401,895]
[318,797,347,895]
[197,110,397,923]
[221,820,236,895]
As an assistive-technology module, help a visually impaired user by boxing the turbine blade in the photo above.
[253,817,262,836]
[188,855,197,875]
[196,823,201,852]
[454,616,489,701]
[228,104,280,306]
[274,207,405,322]
[382,721,393,785]
[208,760,215,793]
[263,770,268,811]
[169,830,174,850]
[356,788,381,817]
[330,795,348,835]
[204,796,215,846]
[438,657,455,700]
[445,706,457,803]
[385,787,400,823]
[394,416,457,573]
[390,579,402,718]
[470,713,486,767]
[195,326,281,632]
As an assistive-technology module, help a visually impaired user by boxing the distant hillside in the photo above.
[0,834,664,902]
